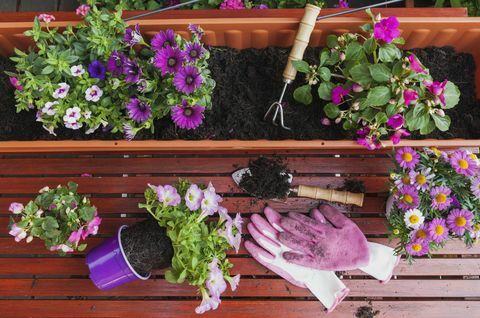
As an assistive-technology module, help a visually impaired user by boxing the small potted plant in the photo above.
[86,180,242,314]
[7,182,101,254]
[386,147,480,261]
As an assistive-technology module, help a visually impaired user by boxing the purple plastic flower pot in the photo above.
[86,225,150,290]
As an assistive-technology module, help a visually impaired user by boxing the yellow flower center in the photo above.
[409,215,420,224]
[471,154,478,161]
[435,225,445,236]
[455,216,467,227]
[403,194,413,204]
[458,159,469,169]
[431,147,441,156]
[402,153,413,162]
[393,229,400,235]
[416,229,427,239]
[435,193,447,203]
[416,174,427,185]
[474,224,480,231]
[402,176,411,185]
[412,243,422,252]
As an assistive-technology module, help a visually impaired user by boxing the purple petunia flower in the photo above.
[88,60,106,80]
[156,185,181,206]
[52,82,70,99]
[126,98,152,123]
[425,80,447,106]
[395,147,419,170]
[331,86,351,105]
[390,128,410,145]
[188,24,204,39]
[387,114,404,130]
[173,66,203,94]
[430,186,452,211]
[171,100,205,130]
[123,58,143,83]
[403,89,418,107]
[373,16,400,43]
[396,185,419,210]
[220,0,245,9]
[107,51,126,77]
[185,184,204,211]
[153,46,185,76]
[206,258,227,300]
[9,77,23,91]
[334,0,349,8]
[408,54,427,74]
[185,42,206,62]
[449,150,477,176]
[471,178,480,198]
[124,24,143,47]
[427,218,449,243]
[447,209,473,236]
[151,29,177,51]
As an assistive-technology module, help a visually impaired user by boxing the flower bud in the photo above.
[26,236,33,243]
[352,101,360,110]
[402,64,407,69]
[403,79,410,85]
[426,100,433,107]
[337,35,344,42]
[375,13,382,22]
[335,117,342,124]
[39,186,50,193]
[389,99,396,105]
[393,229,400,235]
[320,118,331,126]
[395,88,401,95]
[339,52,346,61]
[352,83,363,93]
[330,48,337,53]
[434,108,445,117]
[390,77,396,83]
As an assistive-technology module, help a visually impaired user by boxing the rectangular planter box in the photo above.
[0,10,479,152]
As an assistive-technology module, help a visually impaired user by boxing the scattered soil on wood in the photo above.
[239,156,291,199]
[355,304,380,318]
[338,178,366,193]
[121,218,173,276]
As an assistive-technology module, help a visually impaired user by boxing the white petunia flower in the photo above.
[85,85,103,102]
[41,101,58,116]
[70,65,85,77]
[52,82,70,99]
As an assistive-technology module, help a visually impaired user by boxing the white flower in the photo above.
[83,110,92,119]
[85,124,100,135]
[85,85,103,102]
[42,125,57,136]
[39,186,50,193]
[65,121,83,130]
[404,209,425,229]
[70,65,85,77]
[8,203,24,214]
[63,107,82,124]
[41,101,58,116]
[26,236,33,243]
[52,82,70,99]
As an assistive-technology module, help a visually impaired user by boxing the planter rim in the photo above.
[118,225,151,281]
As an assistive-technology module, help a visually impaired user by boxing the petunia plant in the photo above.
[8,182,101,254]
[140,180,242,314]
[7,1,215,140]
[292,9,461,150]
[387,147,480,262]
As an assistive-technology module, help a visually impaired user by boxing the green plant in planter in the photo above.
[292,9,461,150]
[7,1,215,139]
[434,0,480,17]
[140,180,242,314]
[8,182,101,254]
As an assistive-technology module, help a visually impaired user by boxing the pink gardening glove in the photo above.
[277,204,370,271]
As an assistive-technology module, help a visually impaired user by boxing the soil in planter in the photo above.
[0,46,478,141]
[355,304,380,318]
[239,156,291,199]
[121,218,174,276]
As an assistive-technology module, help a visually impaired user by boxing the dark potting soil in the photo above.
[239,156,291,199]
[0,46,477,141]
[121,218,173,276]
[338,178,366,194]
[355,305,380,318]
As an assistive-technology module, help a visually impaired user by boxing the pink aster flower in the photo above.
[9,224,27,242]
[334,0,349,8]
[390,128,410,145]
[446,209,473,236]
[406,239,429,256]
[449,150,477,176]
[430,186,452,211]
[185,184,203,211]
[38,14,55,23]
[396,185,419,210]
[9,77,23,91]
[395,147,419,170]
[427,218,449,243]
[171,100,205,130]
[155,185,181,207]
[331,86,351,105]
[471,178,480,198]
[408,54,427,74]
[403,89,419,107]
[410,224,429,242]
[409,168,434,191]
[9,202,24,214]
[76,4,90,16]
[425,80,447,106]
[387,114,405,130]
[206,258,227,300]
[220,0,245,9]
[373,16,400,43]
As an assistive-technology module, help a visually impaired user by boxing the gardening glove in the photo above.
[310,209,400,283]
[245,212,349,313]
[275,204,370,271]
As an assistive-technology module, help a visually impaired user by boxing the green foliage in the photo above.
[434,0,480,16]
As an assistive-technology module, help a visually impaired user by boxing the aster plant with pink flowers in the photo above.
[292,9,460,150]
[387,147,480,262]
[8,1,214,140]
[7,182,101,254]
[140,180,241,314]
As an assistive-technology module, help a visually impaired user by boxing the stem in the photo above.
[331,73,346,79]
[373,49,378,64]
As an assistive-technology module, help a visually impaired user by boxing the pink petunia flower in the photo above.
[9,224,27,242]
[390,128,410,145]
[403,89,419,107]
[395,147,419,170]
[75,4,90,16]
[38,14,55,23]
[373,16,400,43]
[225,274,241,291]
[387,114,404,130]
[430,186,452,211]
[408,54,427,74]
[9,77,23,91]
[195,290,220,314]
[427,218,449,243]
[331,86,351,105]
[50,244,74,253]
[82,214,102,239]
[449,150,477,176]
[446,209,473,236]
[219,0,245,9]
[406,239,429,256]
[425,80,448,106]
[68,227,85,245]
[9,202,24,214]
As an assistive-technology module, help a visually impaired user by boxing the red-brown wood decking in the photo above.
[1,150,479,317]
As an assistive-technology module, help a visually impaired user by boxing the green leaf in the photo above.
[326,35,338,48]
[406,104,430,131]
[443,81,460,109]
[293,84,312,105]
[177,269,187,284]
[350,63,373,86]
[292,60,310,73]
[386,103,397,117]
[41,65,54,75]
[319,50,329,66]
[368,64,392,82]
[318,82,335,101]
[68,182,78,192]
[392,37,406,45]
[420,119,436,135]
[79,206,96,222]
[42,216,59,231]
[375,112,388,124]
[360,24,374,34]
[432,114,451,131]
[77,244,87,252]
[345,42,364,61]
[366,86,391,106]
[392,61,404,76]
[363,37,377,55]
[318,67,331,81]
[378,44,402,63]
[164,270,177,284]
[324,103,339,119]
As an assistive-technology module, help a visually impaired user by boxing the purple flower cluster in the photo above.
[356,126,381,150]
[219,0,245,9]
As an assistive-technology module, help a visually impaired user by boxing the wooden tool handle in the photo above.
[282,4,321,82]
[296,185,364,207]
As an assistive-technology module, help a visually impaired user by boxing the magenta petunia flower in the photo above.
[88,60,106,80]
[151,29,177,51]
[427,218,449,243]
[334,0,349,8]
[107,51,125,77]
[356,126,381,150]
[387,114,405,130]
[124,24,143,47]
[75,4,90,16]
[373,16,400,43]
[331,86,351,105]
[171,100,205,130]
[38,14,55,23]
[449,150,477,176]
[425,80,447,106]
[408,54,427,74]
[396,185,419,210]
[188,24,204,39]
[154,46,185,76]
[220,0,245,9]
[9,77,23,91]
[403,89,418,107]
[446,209,473,236]
[395,147,419,170]
[123,58,142,83]
[406,239,429,256]
[126,98,152,123]
[430,186,452,211]
[471,178,480,198]
[173,66,203,94]
[185,42,206,62]
[390,128,410,145]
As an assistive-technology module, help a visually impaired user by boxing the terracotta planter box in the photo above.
[0,11,479,153]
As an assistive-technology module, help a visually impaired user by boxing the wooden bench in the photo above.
[1,149,479,317]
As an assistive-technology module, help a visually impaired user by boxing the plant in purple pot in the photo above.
[8,182,101,254]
